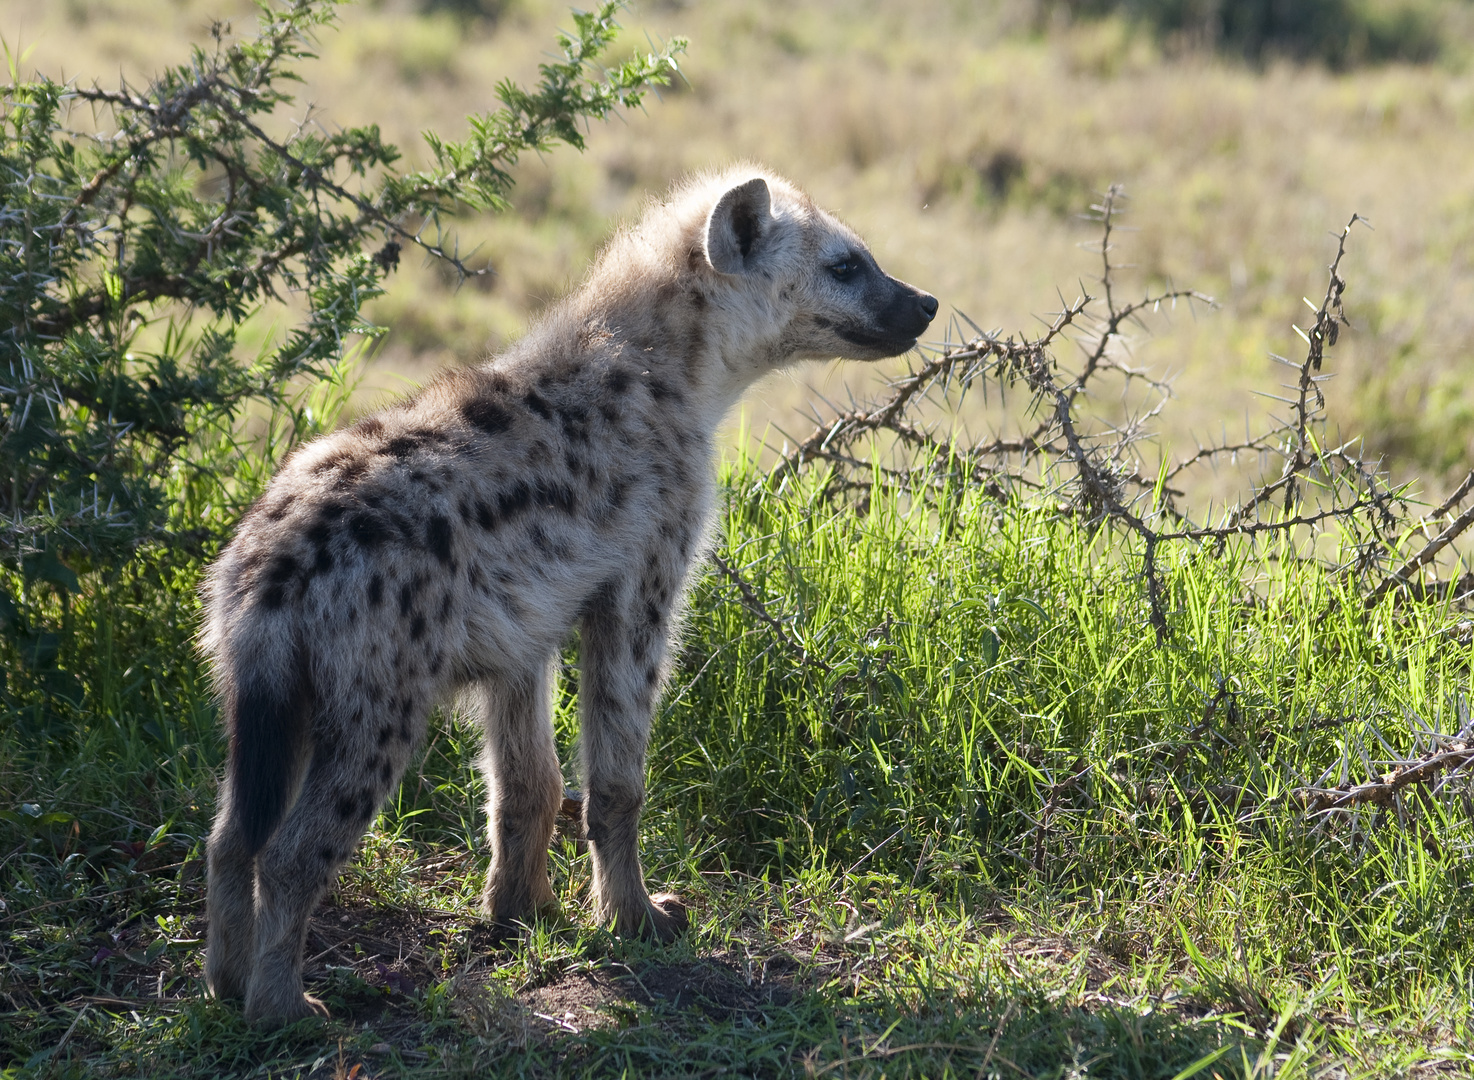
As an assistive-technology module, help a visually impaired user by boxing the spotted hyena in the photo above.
[202,167,937,1022]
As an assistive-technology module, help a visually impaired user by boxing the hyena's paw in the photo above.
[615,892,689,943]
[243,987,331,1025]
[204,921,256,1001]
[204,963,248,1003]
[482,878,562,934]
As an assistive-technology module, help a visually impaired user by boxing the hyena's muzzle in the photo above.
[830,251,939,359]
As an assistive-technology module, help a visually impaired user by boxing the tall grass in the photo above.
[7,434,1467,1074]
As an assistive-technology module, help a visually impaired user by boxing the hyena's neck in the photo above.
[586,280,788,431]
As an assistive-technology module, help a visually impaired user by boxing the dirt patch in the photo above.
[448,953,801,1044]
[519,954,795,1027]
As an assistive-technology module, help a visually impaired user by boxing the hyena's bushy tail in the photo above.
[223,640,315,856]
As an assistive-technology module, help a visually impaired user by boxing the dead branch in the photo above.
[1297,742,1474,814]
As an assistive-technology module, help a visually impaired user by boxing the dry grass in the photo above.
[7,0,1474,494]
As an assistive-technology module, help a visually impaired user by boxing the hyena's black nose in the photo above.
[919,293,939,321]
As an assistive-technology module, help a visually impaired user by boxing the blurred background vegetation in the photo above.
[5,0,1471,499]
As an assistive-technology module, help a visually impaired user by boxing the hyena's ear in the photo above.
[704,177,773,275]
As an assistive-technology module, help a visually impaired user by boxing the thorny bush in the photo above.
[712,186,1474,827]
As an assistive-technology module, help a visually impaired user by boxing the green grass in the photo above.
[3,439,1472,1077]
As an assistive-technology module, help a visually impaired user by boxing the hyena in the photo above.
[202,167,937,1023]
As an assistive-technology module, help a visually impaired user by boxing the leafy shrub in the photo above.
[0,0,681,710]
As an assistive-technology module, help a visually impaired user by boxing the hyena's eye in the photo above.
[827,256,861,282]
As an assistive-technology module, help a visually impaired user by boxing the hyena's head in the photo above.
[701,172,938,378]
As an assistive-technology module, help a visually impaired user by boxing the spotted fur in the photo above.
[201,167,937,1023]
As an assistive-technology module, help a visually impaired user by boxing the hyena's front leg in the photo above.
[579,579,688,942]
[478,660,563,925]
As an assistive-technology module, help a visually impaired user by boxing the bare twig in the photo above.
[709,552,830,675]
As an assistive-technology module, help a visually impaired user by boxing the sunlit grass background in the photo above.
[6,0,1473,495]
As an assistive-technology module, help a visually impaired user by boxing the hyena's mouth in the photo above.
[838,325,923,356]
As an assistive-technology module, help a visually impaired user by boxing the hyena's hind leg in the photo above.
[478,659,564,926]
[244,700,425,1023]
[579,578,688,942]
[205,781,258,1002]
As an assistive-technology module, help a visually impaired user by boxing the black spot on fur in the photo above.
[381,433,427,459]
[409,614,426,641]
[334,792,358,821]
[356,416,384,437]
[260,555,298,609]
[379,758,392,782]
[474,500,497,530]
[646,664,660,686]
[317,845,335,864]
[312,545,333,575]
[425,514,454,565]
[437,592,453,621]
[311,450,357,476]
[525,390,554,420]
[462,397,513,436]
[377,724,394,747]
[368,574,384,607]
[498,482,531,521]
[398,582,415,618]
[429,652,444,676]
[349,511,390,550]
